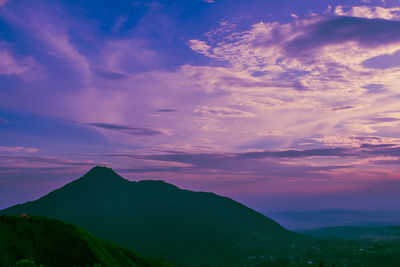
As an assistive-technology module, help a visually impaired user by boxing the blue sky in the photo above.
[1,0,400,211]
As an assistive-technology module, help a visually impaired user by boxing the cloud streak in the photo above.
[0,146,38,153]
[87,122,166,136]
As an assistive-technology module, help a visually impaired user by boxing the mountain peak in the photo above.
[87,166,116,174]
[80,166,124,182]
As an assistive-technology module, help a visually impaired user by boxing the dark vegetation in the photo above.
[2,167,400,266]
[0,215,170,267]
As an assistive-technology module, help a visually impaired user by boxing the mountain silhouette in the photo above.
[0,215,171,267]
[2,166,299,266]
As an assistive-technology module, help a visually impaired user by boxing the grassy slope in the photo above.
[0,215,171,267]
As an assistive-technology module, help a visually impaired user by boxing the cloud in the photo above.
[183,10,400,151]
[2,0,400,198]
[94,67,132,80]
[0,146,38,153]
[366,117,400,123]
[202,0,214,3]
[332,106,354,111]
[0,0,9,7]
[157,109,177,112]
[0,155,97,166]
[188,40,212,56]
[237,147,351,159]
[0,49,36,75]
[285,17,400,56]
[334,5,400,20]
[98,149,352,179]
[88,122,166,136]
[362,49,400,69]
[193,106,255,118]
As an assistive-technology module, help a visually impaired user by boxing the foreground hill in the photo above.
[0,215,170,267]
[2,166,299,266]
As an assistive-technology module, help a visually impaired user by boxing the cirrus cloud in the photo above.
[0,146,38,153]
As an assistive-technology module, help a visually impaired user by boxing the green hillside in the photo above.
[2,166,301,266]
[0,215,171,267]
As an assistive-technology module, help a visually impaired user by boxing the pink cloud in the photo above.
[0,146,38,153]
[0,0,9,7]
[0,49,35,75]
[335,5,400,20]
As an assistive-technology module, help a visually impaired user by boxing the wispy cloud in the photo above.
[0,155,97,166]
[88,122,166,136]
[0,146,38,153]
[0,48,36,76]
[156,109,177,113]
[94,67,132,80]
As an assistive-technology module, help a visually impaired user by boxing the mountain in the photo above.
[2,166,299,266]
[301,225,400,240]
[265,209,400,230]
[0,215,170,267]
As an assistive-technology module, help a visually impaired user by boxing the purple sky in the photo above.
[1,0,400,211]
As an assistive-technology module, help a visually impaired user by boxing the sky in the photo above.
[1,0,400,212]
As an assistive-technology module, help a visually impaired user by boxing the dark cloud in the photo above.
[332,105,353,111]
[367,146,400,157]
[237,147,350,159]
[285,16,400,58]
[363,84,386,94]
[360,143,396,149]
[117,166,186,173]
[58,144,400,178]
[250,71,268,77]
[362,49,400,69]
[129,148,353,177]
[156,109,177,112]
[88,122,165,136]
[366,117,400,123]
[372,159,400,165]
[355,143,400,156]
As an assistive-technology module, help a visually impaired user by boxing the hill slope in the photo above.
[2,166,299,266]
[0,215,170,267]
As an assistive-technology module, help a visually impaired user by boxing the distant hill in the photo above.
[300,225,400,240]
[0,215,170,267]
[266,210,400,230]
[2,166,300,266]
